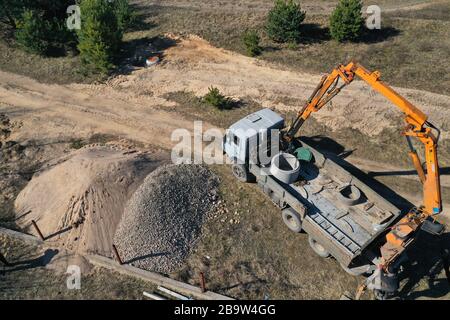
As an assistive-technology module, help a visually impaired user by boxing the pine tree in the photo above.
[15,10,48,54]
[329,0,365,42]
[242,30,262,57]
[77,0,123,74]
[266,0,306,43]
[113,0,134,33]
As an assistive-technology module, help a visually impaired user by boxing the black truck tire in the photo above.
[308,236,331,258]
[282,208,302,233]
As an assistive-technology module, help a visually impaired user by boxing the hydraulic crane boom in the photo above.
[285,61,443,268]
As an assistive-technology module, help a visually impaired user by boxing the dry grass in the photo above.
[0,235,154,299]
[128,2,450,95]
[0,37,101,85]
[135,0,431,13]
[388,2,450,21]
[0,1,448,94]
[163,91,262,128]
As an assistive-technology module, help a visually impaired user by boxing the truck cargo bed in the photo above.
[249,141,401,267]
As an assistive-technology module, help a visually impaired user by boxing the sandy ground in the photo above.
[1,34,449,142]
[1,34,449,208]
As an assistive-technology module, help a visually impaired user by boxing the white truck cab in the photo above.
[223,108,284,165]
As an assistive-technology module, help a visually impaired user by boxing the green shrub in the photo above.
[242,30,262,57]
[77,0,123,74]
[113,0,135,32]
[330,0,365,42]
[46,17,78,54]
[203,87,231,110]
[70,139,85,149]
[266,0,306,43]
[15,10,48,55]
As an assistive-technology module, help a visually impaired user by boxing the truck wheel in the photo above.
[308,236,331,258]
[232,164,250,182]
[282,208,302,233]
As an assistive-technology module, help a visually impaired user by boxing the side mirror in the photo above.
[222,134,227,155]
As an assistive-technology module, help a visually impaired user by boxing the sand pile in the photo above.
[15,145,164,256]
[113,164,219,274]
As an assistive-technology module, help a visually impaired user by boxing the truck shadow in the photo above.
[299,135,413,212]
[397,231,450,299]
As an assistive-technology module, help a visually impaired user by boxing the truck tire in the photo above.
[232,164,250,182]
[308,236,331,258]
[282,208,302,233]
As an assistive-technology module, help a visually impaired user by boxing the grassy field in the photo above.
[134,0,432,12]
[0,1,449,94]
[0,32,101,85]
[127,1,450,94]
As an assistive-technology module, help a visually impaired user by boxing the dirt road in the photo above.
[0,71,196,148]
[2,35,449,140]
[82,35,450,139]
[1,34,449,209]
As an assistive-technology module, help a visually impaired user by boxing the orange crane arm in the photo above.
[285,61,443,268]
[286,61,441,217]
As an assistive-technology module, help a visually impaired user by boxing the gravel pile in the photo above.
[113,164,219,273]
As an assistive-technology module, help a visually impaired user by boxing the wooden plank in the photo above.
[86,254,234,300]
[157,286,190,300]
[143,291,167,300]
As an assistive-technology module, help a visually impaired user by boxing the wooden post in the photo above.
[200,272,206,293]
[31,220,45,240]
[112,244,123,265]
